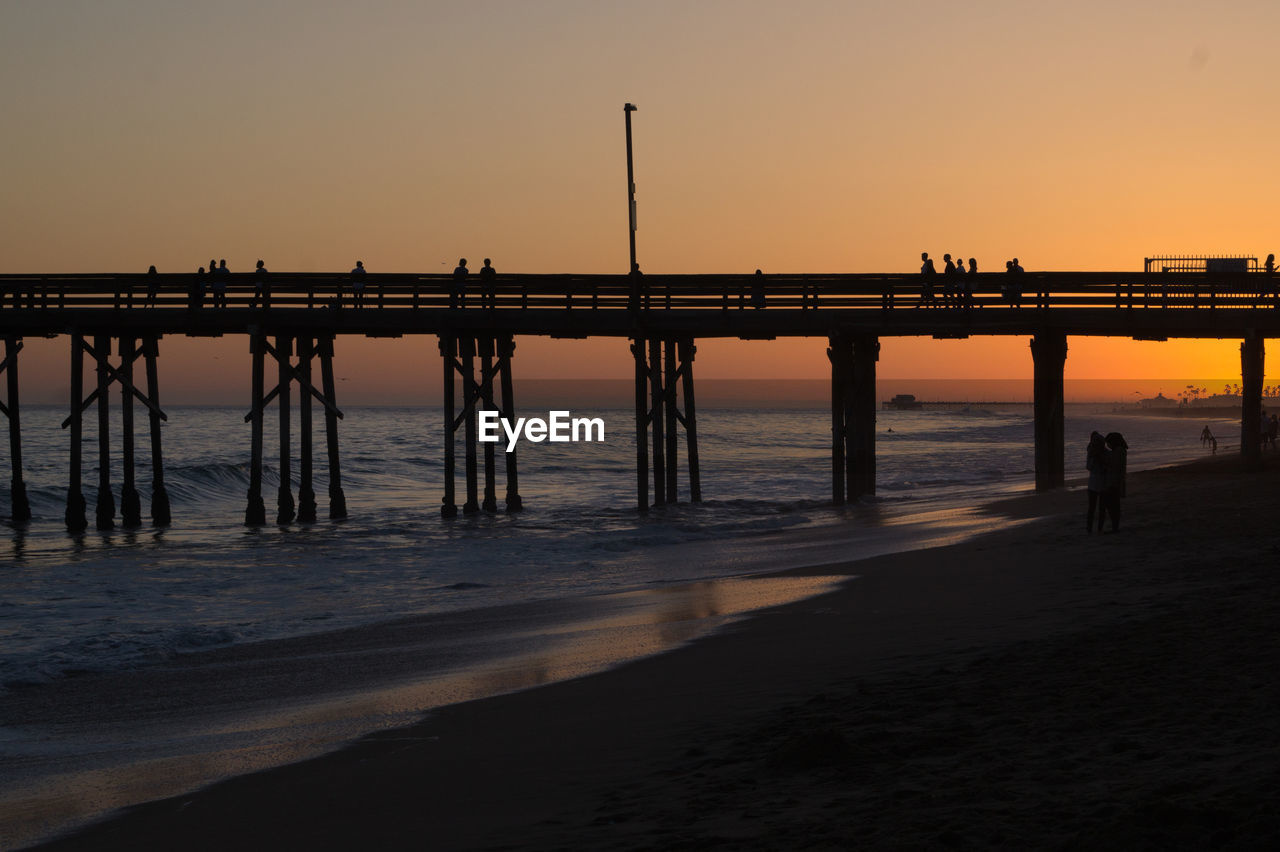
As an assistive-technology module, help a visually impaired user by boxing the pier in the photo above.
[2,268,1277,528]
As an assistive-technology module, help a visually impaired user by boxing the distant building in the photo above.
[883,393,924,410]
[1138,392,1178,409]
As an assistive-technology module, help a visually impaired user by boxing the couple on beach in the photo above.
[1086,431,1128,533]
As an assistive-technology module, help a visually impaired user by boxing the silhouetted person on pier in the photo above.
[213,259,230,308]
[1262,253,1276,309]
[1003,259,1023,307]
[1100,432,1128,532]
[251,259,270,310]
[919,252,936,307]
[629,262,645,313]
[189,267,206,310]
[752,269,765,308]
[350,260,366,308]
[943,253,960,307]
[452,258,468,309]
[1086,431,1109,533]
[480,258,496,309]
[965,257,978,309]
[145,265,158,307]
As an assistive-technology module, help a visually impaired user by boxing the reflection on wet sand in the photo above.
[0,574,842,849]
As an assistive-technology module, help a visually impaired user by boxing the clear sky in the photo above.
[3,0,1279,402]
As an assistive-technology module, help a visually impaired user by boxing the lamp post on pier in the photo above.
[624,103,638,273]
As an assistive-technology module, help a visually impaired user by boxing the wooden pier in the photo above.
[2,268,1277,528]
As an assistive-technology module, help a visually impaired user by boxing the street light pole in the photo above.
[624,103,638,273]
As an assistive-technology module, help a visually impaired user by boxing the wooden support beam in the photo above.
[319,336,347,519]
[440,335,457,518]
[66,335,87,531]
[276,335,295,525]
[462,337,480,514]
[297,336,317,523]
[94,334,115,530]
[1241,331,1265,470]
[1031,332,1068,491]
[649,337,666,506]
[664,338,678,503]
[245,332,267,525]
[850,335,880,500]
[119,337,142,528]
[144,336,170,526]
[480,337,498,513]
[679,338,702,502]
[827,335,850,505]
[5,337,31,524]
[632,338,649,511]
[498,334,522,511]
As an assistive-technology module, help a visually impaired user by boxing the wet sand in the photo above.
[27,453,1280,850]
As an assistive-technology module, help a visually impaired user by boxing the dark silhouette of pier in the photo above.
[1,268,1276,529]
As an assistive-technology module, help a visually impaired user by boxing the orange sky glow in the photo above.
[3,0,1279,402]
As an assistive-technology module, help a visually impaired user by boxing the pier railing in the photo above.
[1,271,1275,314]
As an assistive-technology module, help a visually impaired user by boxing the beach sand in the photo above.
[27,453,1280,850]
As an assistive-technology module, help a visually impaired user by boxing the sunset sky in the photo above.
[3,0,1279,402]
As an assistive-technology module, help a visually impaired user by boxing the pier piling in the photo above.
[276,335,295,525]
[245,332,267,526]
[441,335,457,518]
[498,335,522,511]
[648,337,666,505]
[94,334,115,530]
[66,335,87,532]
[632,339,649,511]
[297,336,317,523]
[462,337,480,515]
[119,337,141,528]
[678,338,702,502]
[144,337,170,526]
[1241,331,1264,470]
[2,337,31,524]
[319,336,347,519]
[1031,332,1068,491]
[480,337,498,513]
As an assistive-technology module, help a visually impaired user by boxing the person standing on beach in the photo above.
[1100,432,1128,532]
[1086,431,1109,533]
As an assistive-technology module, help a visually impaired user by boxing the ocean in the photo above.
[0,400,1232,846]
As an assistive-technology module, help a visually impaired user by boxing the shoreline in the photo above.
[24,451,1280,849]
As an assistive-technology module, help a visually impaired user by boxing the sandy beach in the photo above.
[24,452,1280,850]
